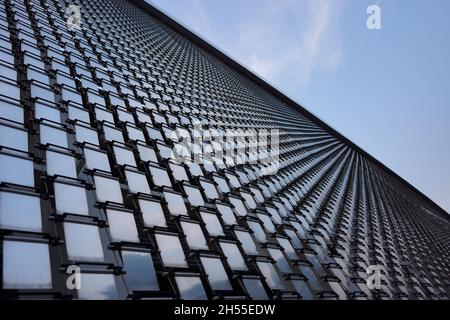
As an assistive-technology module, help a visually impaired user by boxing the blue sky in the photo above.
[149,0,450,213]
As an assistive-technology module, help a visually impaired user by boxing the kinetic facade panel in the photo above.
[0,0,449,300]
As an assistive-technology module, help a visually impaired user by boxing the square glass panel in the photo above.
[213,176,230,193]
[104,126,124,143]
[0,154,34,187]
[184,186,204,207]
[122,251,159,291]
[200,211,224,236]
[0,101,23,122]
[140,199,166,227]
[266,207,282,224]
[200,180,219,200]
[0,125,28,151]
[95,107,114,123]
[291,280,315,300]
[256,261,285,290]
[68,105,90,123]
[219,242,247,271]
[248,221,267,243]
[0,191,42,232]
[243,278,269,300]
[157,143,173,159]
[78,274,118,300]
[241,191,257,210]
[235,230,259,255]
[200,256,232,290]
[216,204,236,225]
[127,125,145,141]
[84,148,111,172]
[175,276,207,300]
[257,213,276,234]
[114,146,136,167]
[94,175,123,204]
[181,221,208,250]
[285,229,302,249]
[125,170,150,194]
[163,191,188,216]
[54,183,89,215]
[75,125,99,145]
[149,165,172,188]
[40,124,68,148]
[106,209,139,243]
[229,197,247,216]
[155,233,187,268]
[34,102,61,123]
[277,237,298,260]
[169,162,189,181]
[64,222,104,261]
[267,248,292,274]
[2,241,52,289]
[46,151,77,178]
[298,265,323,291]
[187,162,203,177]
[137,144,157,162]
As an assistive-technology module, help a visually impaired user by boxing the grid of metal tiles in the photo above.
[0,0,449,300]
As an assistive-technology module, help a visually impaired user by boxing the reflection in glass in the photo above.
[140,199,166,227]
[256,261,285,290]
[64,222,104,261]
[200,181,219,200]
[181,221,208,250]
[0,125,28,151]
[175,276,207,300]
[54,183,89,215]
[235,230,258,255]
[149,165,172,188]
[0,101,23,122]
[106,209,139,243]
[292,280,315,300]
[216,204,236,225]
[257,213,276,234]
[122,251,159,291]
[34,103,61,122]
[184,186,204,207]
[78,273,118,300]
[94,175,123,204]
[163,191,187,216]
[267,248,292,274]
[3,241,51,289]
[169,163,189,181]
[229,197,247,216]
[200,211,224,236]
[114,146,136,167]
[243,278,268,300]
[84,148,111,172]
[155,233,187,267]
[0,191,42,232]
[277,237,298,260]
[0,154,34,187]
[40,124,68,148]
[200,256,232,290]
[75,125,99,145]
[125,170,150,194]
[248,221,267,243]
[137,144,157,162]
[219,242,247,270]
[46,151,77,178]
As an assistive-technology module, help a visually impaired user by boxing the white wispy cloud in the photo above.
[152,0,344,90]
[232,0,344,89]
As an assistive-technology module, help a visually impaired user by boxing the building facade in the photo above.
[0,0,449,299]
